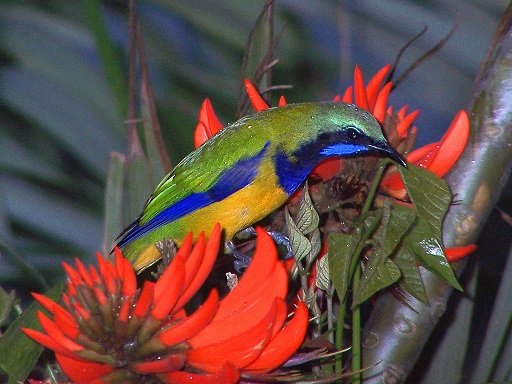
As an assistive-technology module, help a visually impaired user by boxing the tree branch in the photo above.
[361,5,512,382]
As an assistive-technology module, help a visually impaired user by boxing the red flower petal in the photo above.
[62,262,82,286]
[406,142,439,164]
[173,224,221,313]
[22,328,80,359]
[165,363,240,384]
[427,110,470,177]
[311,158,344,180]
[53,304,79,339]
[188,301,276,372]
[190,263,287,347]
[216,228,277,312]
[396,109,420,138]
[245,301,309,372]
[194,98,224,148]
[133,281,155,319]
[31,292,58,314]
[56,353,113,384]
[74,258,94,288]
[159,289,219,346]
[244,79,269,112]
[365,64,391,110]
[372,82,392,123]
[353,65,369,111]
[151,256,186,320]
[445,244,477,263]
[37,311,84,352]
[342,85,353,104]
[132,353,186,374]
[152,232,193,300]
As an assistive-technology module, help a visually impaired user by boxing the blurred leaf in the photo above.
[0,239,48,291]
[139,42,173,178]
[471,247,512,383]
[0,284,64,384]
[0,285,15,328]
[83,0,128,118]
[354,203,414,305]
[237,0,275,115]
[102,153,125,254]
[124,135,153,226]
[0,68,121,177]
[394,246,428,303]
[328,230,360,303]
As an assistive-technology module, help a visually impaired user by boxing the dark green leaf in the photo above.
[394,246,428,303]
[354,203,414,305]
[399,164,451,240]
[328,230,361,303]
[0,284,64,384]
[405,218,462,291]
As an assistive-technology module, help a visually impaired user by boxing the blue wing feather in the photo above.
[117,142,270,247]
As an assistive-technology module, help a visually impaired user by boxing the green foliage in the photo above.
[327,164,459,307]
[0,284,64,384]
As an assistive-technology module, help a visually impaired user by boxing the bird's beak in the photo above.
[371,142,407,167]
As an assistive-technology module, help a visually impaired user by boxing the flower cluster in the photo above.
[194,65,475,262]
[23,224,308,383]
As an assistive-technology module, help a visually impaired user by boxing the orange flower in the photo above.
[23,225,308,384]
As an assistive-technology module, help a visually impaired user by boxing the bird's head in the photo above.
[274,102,406,167]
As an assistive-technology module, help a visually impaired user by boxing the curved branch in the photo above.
[361,5,512,382]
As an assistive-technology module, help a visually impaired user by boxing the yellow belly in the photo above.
[131,159,289,271]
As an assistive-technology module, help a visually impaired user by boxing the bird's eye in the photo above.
[347,127,359,140]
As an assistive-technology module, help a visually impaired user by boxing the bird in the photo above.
[116,102,406,271]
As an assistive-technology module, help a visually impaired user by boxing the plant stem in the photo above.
[335,299,346,374]
[352,264,362,383]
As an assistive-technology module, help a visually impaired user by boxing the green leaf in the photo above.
[0,286,16,328]
[394,247,428,303]
[0,284,64,384]
[102,152,125,254]
[295,186,320,235]
[354,203,414,305]
[285,207,312,264]
[399,164,451,240]
[405,218,462,291]
[328,230,361,303]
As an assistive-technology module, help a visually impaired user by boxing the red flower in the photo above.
[380,109,470,200]
[23,224,308,384]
